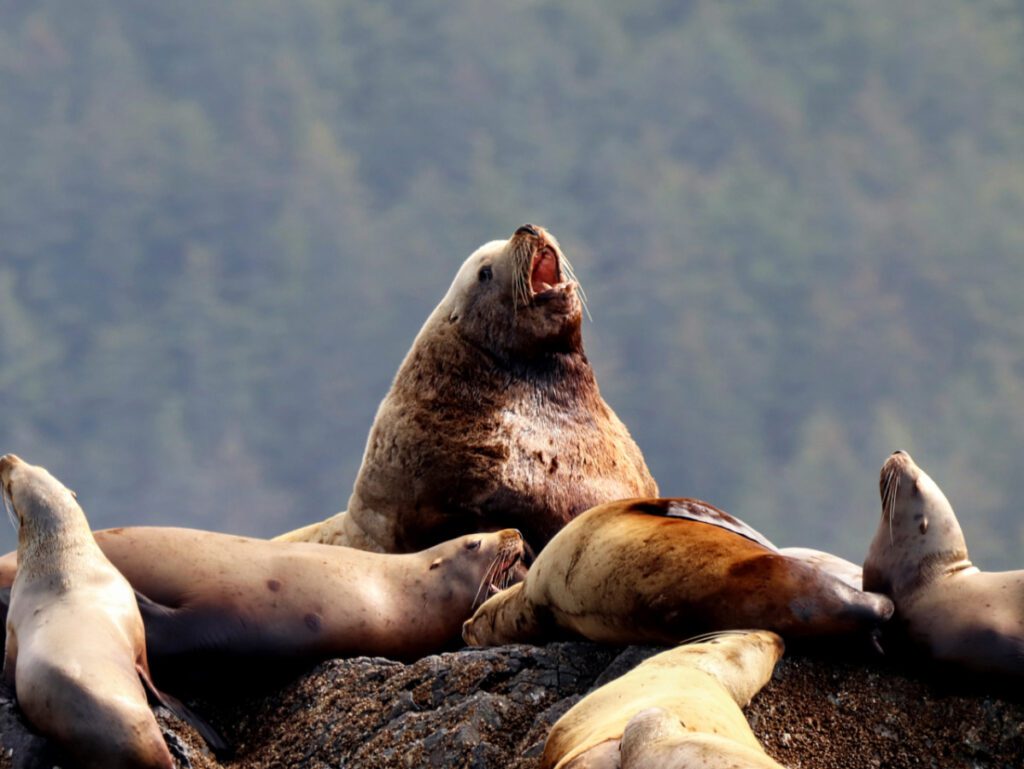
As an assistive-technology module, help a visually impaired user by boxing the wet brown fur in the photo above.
[279,225,656,552]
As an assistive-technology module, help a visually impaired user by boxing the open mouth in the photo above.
[530,245,573,303]
[474,535,525,606]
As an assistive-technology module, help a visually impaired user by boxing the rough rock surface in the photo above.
[0,644,1021,768]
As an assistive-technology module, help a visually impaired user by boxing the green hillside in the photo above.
[2,0,1024,567]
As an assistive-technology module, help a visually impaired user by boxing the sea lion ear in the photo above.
[919,516,929,535]
[68,489,77,500]
[429,557,443,570]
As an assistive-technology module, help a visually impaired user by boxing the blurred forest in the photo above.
[2,0,1024,567]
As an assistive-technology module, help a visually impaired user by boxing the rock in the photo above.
[0,644,1021,768]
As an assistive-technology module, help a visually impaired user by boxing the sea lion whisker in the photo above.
[887,473,900,546]
[559,253,591,321]
[1,483,16,532]
[473,552,505,608]
[679,629,756,645]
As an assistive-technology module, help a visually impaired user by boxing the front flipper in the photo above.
[137,663,231,756]
[627,498,778,550]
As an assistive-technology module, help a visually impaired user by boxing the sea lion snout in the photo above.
[0,453,25,484]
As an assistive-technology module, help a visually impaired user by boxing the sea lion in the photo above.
[619,707,786,769]
[0,524,525,663]
[778,547,863,590]
[463,498,893,647]
[863,450,1024,677]
[0,454,223,768]
[540,630,785,769]
[275,224,657,553]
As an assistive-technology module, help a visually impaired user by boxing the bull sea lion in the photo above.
[0,524,524,663]
[540,630,785,769]
[863,450,1024,677]
[463,498,893,647]
[275,224,657,553]
[0,454,222,768]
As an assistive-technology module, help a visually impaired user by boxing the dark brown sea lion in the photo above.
[463,497,894,647]
[863,450,1024,677]
[276,224,657,553]
[0,454,223,768]
[0,523,524,663]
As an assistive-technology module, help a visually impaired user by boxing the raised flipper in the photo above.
[627,498,778,550]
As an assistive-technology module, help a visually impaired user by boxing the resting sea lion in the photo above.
[540,630,785,769]
[463,498,893,647]
[0,454,222,768]
[619,707,786,769]
[863,450,1024,677]
[0,524,524,663]
[275,224,657,553]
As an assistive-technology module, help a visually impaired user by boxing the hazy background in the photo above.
[2,0,1024,567]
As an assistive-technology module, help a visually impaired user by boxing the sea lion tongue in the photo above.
[531,246,560,293]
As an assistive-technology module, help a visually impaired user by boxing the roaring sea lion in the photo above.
[540,630,785,769]
[0,454,222,768]
[275,224,657,553]
[863,450,1024,677]
[463,498,893,647]
[0,524,524,663]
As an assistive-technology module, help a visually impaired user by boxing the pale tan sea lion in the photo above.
[0,524,524,663]
[0,454,222,769]
[275,224,657,553]
[540,630,785,769]
[463,498,893,647]
[863,450,1024,676]
[620,707,786,769]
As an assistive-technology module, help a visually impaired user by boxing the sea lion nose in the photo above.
[515,224,539,237]
[893,449,907,456]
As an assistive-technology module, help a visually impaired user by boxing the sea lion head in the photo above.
[665,630,786,705]
[1,453,83,544]
[864,450,970,597]
[440,224,584,362]
[424,528,526,609]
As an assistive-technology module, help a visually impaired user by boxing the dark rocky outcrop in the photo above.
[0,644,1021,768]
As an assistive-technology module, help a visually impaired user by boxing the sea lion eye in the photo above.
[466,539,481,551]
[478,266,493,283]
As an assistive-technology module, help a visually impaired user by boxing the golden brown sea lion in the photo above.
[275,224,657,553]
[463,498,893,647]
[863,450,1024,677]
[0,524,524,663]
[619,707,787,769]
[541,630,785,769]
[0,454,222,768]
